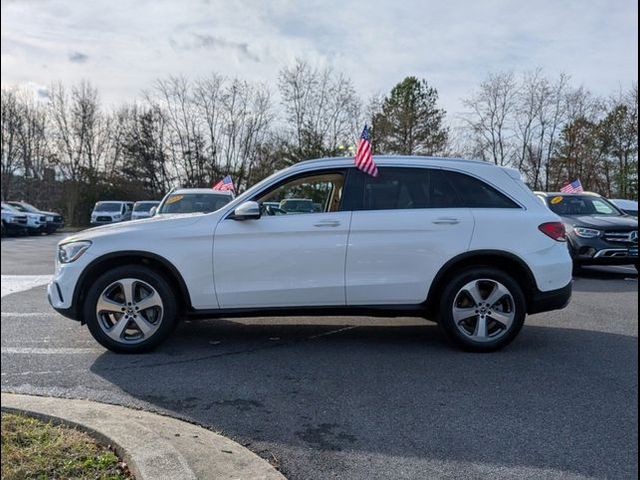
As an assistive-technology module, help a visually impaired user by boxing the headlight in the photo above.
[58,241,92,263]
[46,215,54,221]
[573,227,602,238]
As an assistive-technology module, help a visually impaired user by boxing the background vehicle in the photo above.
[49,156,572,354]
[90,201,134,225]
[156,189,233,215]
[4,201,46,235]
[131,201,160,220]
[536,192,638,270]
[7,201,64,234]
[609,199,638,217]
[1,203,28,236]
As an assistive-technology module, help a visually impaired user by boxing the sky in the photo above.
[1,0,637,117]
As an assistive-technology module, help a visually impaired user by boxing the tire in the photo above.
[438,267,526,352]
[83,265,178,353]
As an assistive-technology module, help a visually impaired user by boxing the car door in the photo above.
[213,169,351,308]
[345,167,475,305]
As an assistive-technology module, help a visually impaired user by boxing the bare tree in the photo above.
[462,72,518,166]
[279,59,361,160]
[1,89,23,199]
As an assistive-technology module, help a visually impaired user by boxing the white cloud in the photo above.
[1,0,637,114]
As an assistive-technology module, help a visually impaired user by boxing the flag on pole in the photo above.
[213,175,235,191]
[354,125,378,177]
[560,179,584,193]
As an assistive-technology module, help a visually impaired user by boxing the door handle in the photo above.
[432,218,460,225]
[314,220,340,227]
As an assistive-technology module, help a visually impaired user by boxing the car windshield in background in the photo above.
[10,202,39,213]
[95,202,122,212]
[547,195,623,216]
[133,202,158,212]
[159,194,230,214]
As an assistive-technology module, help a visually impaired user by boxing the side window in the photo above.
[356,167,461,211]
[443,170,519,209]
[256,171,345,215]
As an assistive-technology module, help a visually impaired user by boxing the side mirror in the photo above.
[149,206,157,216]
[231,201,261,220]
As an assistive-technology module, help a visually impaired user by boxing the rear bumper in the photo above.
[528,281,572,314]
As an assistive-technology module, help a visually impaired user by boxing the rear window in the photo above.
[159,193,231,214]
[442,171,519,209]
[353,167,518,210]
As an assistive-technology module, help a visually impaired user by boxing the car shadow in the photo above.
[90,320,638,479]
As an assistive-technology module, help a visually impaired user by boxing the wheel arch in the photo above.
[424,250,538,318]
[73,251,192,323]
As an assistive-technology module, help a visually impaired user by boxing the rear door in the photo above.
[345,167,475,305]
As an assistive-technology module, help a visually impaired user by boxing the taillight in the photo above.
[539,222,567,242]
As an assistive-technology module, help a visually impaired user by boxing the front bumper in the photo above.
[570,235,638,265]
[528,281,572,314]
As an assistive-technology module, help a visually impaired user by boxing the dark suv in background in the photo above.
[536,192,638,271]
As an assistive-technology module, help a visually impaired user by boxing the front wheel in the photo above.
[83,265,177,353]
[438,267,526,352]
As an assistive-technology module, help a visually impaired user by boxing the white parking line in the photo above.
[1,275,52,298]
[1,347,100,355]
[1,312,57,317]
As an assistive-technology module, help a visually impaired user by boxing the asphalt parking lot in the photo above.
[1,233,638,479]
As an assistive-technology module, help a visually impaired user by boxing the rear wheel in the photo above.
[438,267,526,352]
[83,265,177,353]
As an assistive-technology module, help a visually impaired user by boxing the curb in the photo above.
[1,393,285,480]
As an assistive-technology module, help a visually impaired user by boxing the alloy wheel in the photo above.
[451,278,516,343]
[96,278,164,344]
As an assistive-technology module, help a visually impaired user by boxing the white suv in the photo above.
[48,157,572,353]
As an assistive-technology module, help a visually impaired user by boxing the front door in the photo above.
[213,170,350,308]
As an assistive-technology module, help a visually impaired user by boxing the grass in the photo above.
[1,412,132,480]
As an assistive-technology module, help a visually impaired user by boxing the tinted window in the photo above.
[443,171,519,208]
[355,168,465,210]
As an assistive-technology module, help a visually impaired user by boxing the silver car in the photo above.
[131,201,161,220]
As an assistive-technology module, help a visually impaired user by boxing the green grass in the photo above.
[1,412,132,480]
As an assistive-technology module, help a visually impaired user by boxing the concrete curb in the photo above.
[1,393,285,480]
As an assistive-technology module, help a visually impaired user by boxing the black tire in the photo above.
[438,267,526,352]
[83,265,178,353]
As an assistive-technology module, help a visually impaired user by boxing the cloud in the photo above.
[169,33,259,62]
[68,51,89,63]
[0,0,637,116]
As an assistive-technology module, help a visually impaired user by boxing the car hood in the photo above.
[40,210,61,217]
[562,215,638,229]
[63,213,209,243]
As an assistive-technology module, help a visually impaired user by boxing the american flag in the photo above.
[354,125,378,177]
[213,175,235,192]
[560,179,584,194]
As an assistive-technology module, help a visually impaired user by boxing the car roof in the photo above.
[134,200,160,204]
[295,155,486,169]
[170,188,233,195]
[609,199,639,208]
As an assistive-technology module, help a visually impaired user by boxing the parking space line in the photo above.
[0,312,57,317]
[1,347,101,355]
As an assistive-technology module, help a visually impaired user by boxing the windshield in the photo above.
[94,202,122,212]
[159,193,231,214]
[547,195,623,216]
[133,202,158,212]
[10,202,39,213]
